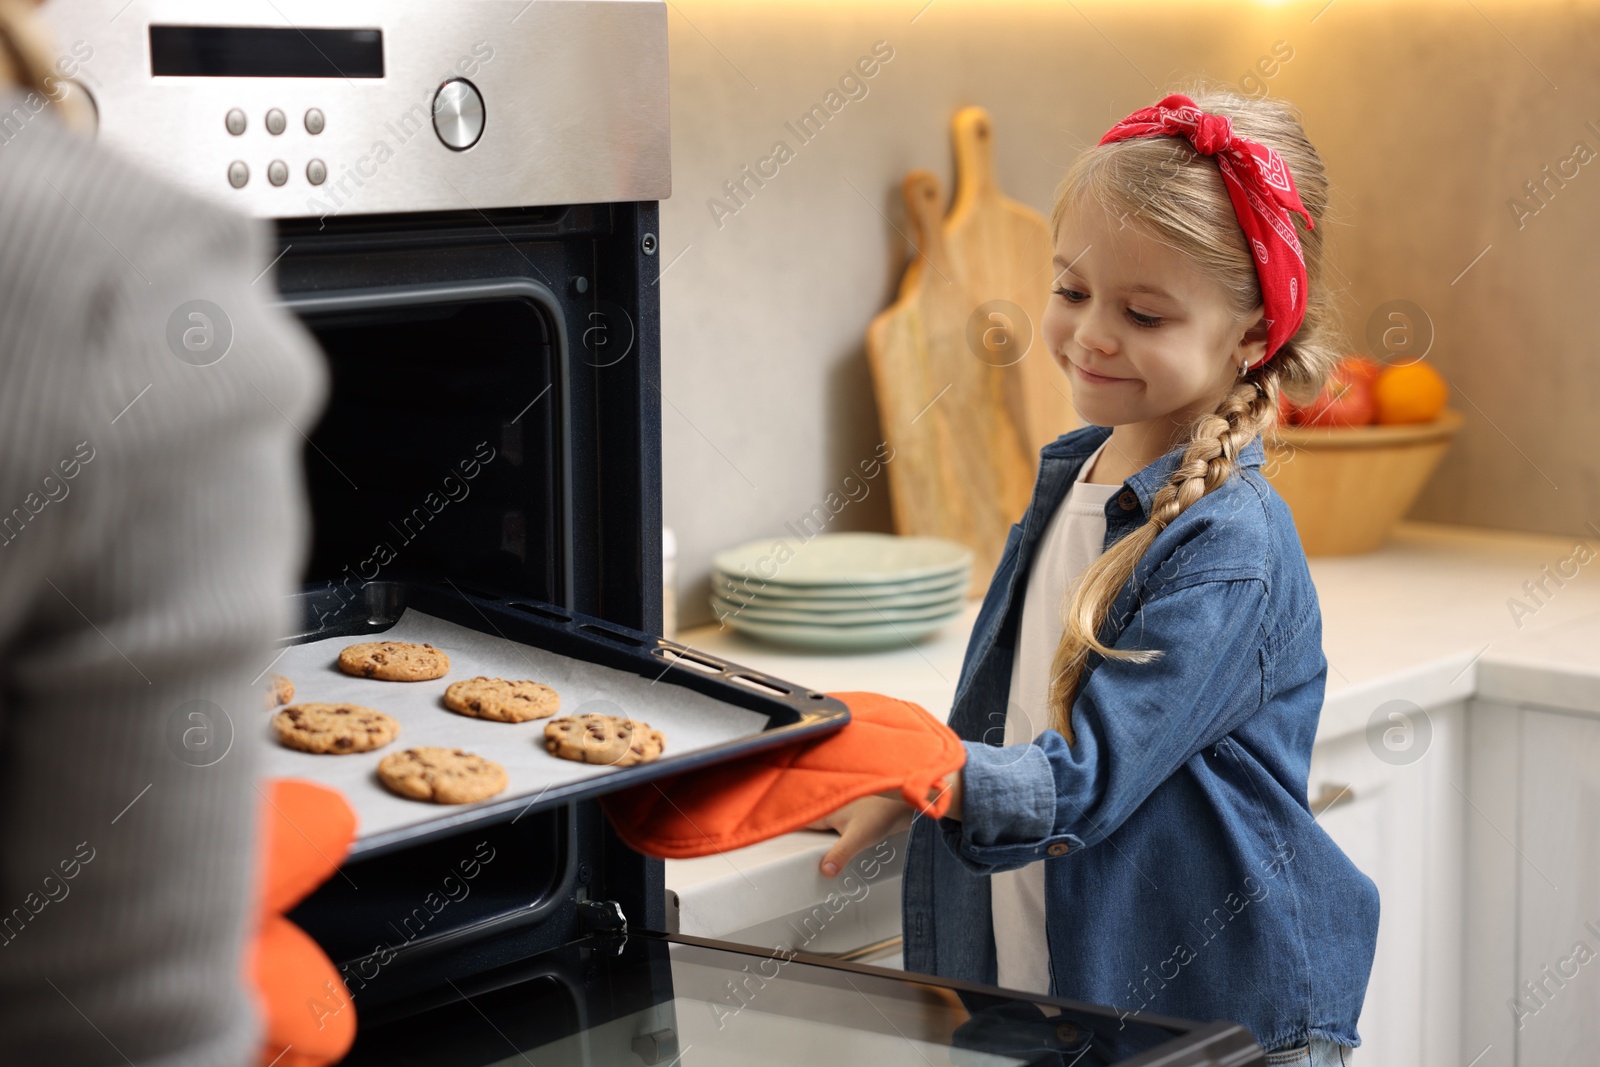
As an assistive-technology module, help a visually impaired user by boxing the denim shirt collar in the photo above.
[980,423,1268,663]
[1040,424,1266,519]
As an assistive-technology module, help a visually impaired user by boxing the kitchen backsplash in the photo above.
[659,0,1600,629]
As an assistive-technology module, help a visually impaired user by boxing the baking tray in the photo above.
[268,580,850,857]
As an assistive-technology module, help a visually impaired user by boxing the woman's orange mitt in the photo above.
[246,778,359,1067]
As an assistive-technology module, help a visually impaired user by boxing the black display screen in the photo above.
[149,25,384,78]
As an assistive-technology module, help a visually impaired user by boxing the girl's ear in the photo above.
[1235,306,1270,373]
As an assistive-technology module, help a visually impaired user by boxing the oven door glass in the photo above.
[340,932,1263,1067]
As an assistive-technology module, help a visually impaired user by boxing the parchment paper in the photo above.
[261,609,768,842]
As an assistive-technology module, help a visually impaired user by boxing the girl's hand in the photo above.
[806,771,963,878]
[807,796,912,878]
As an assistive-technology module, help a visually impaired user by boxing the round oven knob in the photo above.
[432,78,484,151]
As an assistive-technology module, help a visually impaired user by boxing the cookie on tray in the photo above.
[273,703,400,755]
[544,713,665,768]
[443,676,561,723]
[377,746,508,805]
[262,672,294,710]
[337,640,449,682]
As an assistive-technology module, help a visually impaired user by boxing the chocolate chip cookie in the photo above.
[337,641,450,682]
[544,714,665,768]
[443,677,561,723]
[262,672,294,710]
[377,747,508,804]
[272,702,400,754]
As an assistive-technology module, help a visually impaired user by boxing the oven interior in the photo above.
[302,295,566,606]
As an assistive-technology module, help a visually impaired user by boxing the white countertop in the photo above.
[1477,610,1600,713]
[676,521,1600,741]
[664,520,1600,933]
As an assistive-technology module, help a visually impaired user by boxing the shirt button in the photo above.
[1046,842,1070,856]
[1117,491,1138,511]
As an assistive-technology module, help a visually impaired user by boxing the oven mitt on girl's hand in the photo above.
[247,778,359,1067]
[599,690,965,859]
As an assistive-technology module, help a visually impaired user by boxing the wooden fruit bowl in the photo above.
[1262,408,1464,556]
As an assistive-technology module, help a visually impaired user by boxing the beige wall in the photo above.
[660,0,1600,629]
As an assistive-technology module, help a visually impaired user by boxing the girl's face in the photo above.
[1042,200,1268,445]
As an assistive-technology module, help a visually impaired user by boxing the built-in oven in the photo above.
[38,2,1267,1063]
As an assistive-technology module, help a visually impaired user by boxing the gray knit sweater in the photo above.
[0,86,327,1066]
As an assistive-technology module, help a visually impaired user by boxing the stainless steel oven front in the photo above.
[40,0,670,219]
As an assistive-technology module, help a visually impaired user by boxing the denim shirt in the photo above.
[901,423,1380,1052]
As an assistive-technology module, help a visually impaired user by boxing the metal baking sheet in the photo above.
[262,608,769,848]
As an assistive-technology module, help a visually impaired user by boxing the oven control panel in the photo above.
[39,0,670,219]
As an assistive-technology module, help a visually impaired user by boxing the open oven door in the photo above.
[337,929,1266,1067]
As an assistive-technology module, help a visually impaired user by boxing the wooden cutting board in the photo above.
[866,106,1081,598]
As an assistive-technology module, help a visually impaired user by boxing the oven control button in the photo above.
[432,78,484,151]
[265,108,286,136]
[306,159,327,186]
[227,161,249,189]
[225,108,246,136]
[304,108,325,135]
[267,160,288,187]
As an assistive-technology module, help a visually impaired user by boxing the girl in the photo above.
[813,86,1380,1065]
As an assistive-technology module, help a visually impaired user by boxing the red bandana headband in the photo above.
[1098,93,1314,369]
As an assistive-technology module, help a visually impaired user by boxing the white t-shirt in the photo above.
[991,437,1120,994]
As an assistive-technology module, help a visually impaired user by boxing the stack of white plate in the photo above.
[710,532,972,652]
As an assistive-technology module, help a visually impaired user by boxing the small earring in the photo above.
[1237,359,1250,378]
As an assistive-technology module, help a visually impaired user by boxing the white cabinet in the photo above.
[1308,704,1465,1067]
[1515,708,1600,1064]
[1463,700,1600,1067]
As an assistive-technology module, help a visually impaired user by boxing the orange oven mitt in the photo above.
[247,778,359,1067]
[600,691,965,859]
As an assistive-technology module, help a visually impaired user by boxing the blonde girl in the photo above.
[814,86,1379,1064]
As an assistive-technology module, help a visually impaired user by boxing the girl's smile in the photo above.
[1069,360,1139,385]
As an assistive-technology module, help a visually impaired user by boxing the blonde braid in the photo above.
[0,0,92,133]
[1045,369,1280,742]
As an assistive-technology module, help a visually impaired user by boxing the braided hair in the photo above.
[1043,82,1345,742]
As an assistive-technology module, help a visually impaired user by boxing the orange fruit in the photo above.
[1373,361,1449,425]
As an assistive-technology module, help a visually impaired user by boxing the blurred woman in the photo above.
[0,2,327,1064]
